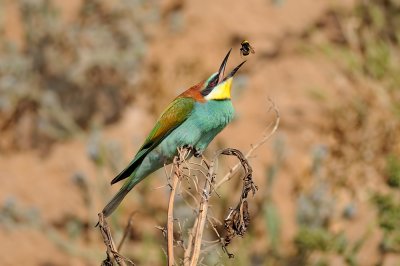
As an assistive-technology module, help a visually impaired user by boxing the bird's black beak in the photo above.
[223,61,246,81]
[217,49,231,83]
[218,49,246,84]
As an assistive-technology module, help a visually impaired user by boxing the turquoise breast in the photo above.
[191,100,234,152]
[135,99,234,180]
[157,99,234,157]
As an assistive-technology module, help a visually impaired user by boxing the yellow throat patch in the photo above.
[204,78,233,100]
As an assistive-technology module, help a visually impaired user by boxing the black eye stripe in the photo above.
[208,74,219,87]
[201,74,219,96]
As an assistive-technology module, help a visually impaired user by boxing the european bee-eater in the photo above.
[102,49,245,217]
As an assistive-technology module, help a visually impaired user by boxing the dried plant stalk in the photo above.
[183,218,198,265]
[167,162,180,266]
[97,213,134,266]
[220,149,257,252]
[97,99,279,265]
[188,164,215,266]
[186,148,256,264]
[117,212,136,252]
[167,148,190,266]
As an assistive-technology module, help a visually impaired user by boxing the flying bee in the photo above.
[240,40,255,57]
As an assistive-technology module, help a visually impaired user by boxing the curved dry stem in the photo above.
[215,98,280,189]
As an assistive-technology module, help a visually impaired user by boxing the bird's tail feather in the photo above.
[102,178,140,217]
[102,184,131,218]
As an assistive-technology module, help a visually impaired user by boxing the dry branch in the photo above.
[117,212,136,252]
[167,148,191,266]
[185,148,257,264]
[97,213,134,266]
[188,163,215,266]
[97,99,280,265]
[167,160,180,266]
[183,218,198,265]
[220,149,257,254]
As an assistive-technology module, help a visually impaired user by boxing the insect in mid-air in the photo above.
[240,40,255,57]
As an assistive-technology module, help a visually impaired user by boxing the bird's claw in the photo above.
[182,144,193,151]
[182,145,202,158]
[194,149,203,158]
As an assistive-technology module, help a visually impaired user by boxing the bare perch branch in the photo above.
[167,162,180,266]
[188,148,258,264]
[189,155,216,266]
[184,218,198,266]
[97,99,279,265]
[167,148,191,266]
[97,213,134,266]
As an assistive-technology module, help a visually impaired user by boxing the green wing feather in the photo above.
[110,96,195,184]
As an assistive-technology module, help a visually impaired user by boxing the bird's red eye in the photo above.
[209,80,218,87]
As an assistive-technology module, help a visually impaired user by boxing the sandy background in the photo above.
[1,0,400,265]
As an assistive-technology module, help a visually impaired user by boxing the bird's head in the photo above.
[200,49,245,101]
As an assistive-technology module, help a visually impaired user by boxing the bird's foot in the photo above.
[193,149,203,158]
[182,144,194,151]
[182,145,202,158]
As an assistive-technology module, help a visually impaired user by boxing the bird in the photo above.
[102,49,245,217]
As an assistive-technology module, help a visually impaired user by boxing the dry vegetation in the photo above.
[1,0,400,265]
[96,100,279,265]
[0,0,154,151]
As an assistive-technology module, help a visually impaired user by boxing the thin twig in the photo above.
[118,212,137,251]
[207,216,223,240]
[215,98,280,189]
[97,213,134,266]
[220,149,257,256]
[181,187,200,209]
[155,225,168,239]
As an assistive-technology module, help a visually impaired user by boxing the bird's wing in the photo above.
[110,96,195,184]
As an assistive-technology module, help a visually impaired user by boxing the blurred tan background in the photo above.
[1,0,400,265]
